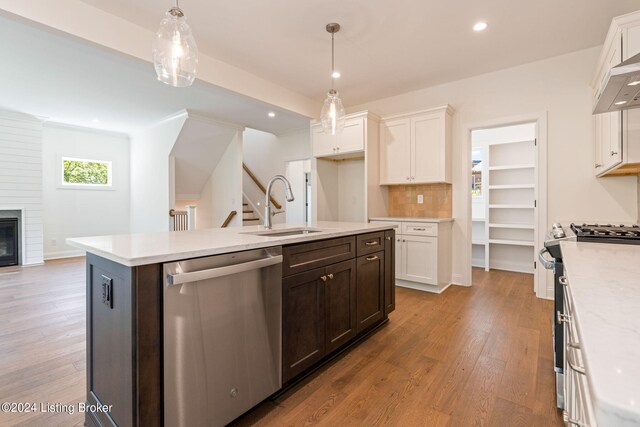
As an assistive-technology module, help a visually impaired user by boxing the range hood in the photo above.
[593,52,640,114]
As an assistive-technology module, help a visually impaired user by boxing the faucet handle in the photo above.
[271,210,285,217]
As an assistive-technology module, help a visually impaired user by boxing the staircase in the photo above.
[242,199,262,225]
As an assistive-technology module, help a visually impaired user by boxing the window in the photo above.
[61,157,112,187]
[471,160,482,196]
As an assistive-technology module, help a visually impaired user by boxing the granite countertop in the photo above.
[66,221,394,267]
[560,241,640,427]
[369,217,454,223]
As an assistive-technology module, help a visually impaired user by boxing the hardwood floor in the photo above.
[0,259,563,427]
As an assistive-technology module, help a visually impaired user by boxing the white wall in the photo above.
[42,123,130,258]
[350,46,639,287]
[130,112,187,233]
[284,159,307,224]
[0,110,43,265]
[197,133,243,228]
[242,128,311,224]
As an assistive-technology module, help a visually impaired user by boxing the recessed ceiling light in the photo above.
[614,101,628,105]
[91,118,100,123]
[473,22,488,32]
[268,112,276,118]
[332,71,341,79]
[628,80,640,86]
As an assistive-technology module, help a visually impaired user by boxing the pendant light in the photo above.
[152,0,198,87]
[320,23,346,135]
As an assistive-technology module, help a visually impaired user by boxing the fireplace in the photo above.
[0,218,19,267]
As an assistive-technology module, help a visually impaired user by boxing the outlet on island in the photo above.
[417,194,424,204]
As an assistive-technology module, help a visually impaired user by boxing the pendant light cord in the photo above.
[331,32,335,90]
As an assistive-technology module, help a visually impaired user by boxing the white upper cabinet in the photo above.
[380,117,411,184]
[311,114,365,158]
[379,105,454,185]
[593,12,640,177]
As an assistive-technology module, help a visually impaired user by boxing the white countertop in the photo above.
[66,221,394,267]
[561,241,640,427]
[369,217,454,223]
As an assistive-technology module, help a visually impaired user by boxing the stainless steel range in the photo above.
[540,222,640,409]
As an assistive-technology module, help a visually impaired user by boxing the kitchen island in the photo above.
[560,241,640,427]
[67,221,395,427]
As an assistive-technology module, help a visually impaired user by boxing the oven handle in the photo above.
[538,247,556,270]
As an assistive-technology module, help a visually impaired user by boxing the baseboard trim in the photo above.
[395,279,452,294]
[44,249,86,260]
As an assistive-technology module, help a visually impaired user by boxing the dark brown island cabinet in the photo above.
[84,229,395,427]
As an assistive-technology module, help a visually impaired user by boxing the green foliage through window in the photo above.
[63,158,110,185]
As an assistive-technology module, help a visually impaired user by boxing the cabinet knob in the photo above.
[595,163,602,168]
[406,177,410,181]
[611,151,618,156]
[365,255,379,262]
[327,273,334,280]
[385,236,391,241]
[320,275,327,282]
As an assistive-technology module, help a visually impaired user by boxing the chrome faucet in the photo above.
[264,175,295,229]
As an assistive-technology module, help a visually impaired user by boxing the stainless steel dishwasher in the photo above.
[163,246,283,427]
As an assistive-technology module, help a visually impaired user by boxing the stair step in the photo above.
[242,203,248,206]
[243,210,253,214]
[243,218,260,222]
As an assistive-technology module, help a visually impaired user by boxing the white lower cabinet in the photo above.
[561,275,598,427]
[371,219,452,293]
[400,235,437,283]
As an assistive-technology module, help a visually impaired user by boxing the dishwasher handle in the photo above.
[166,254,283,286]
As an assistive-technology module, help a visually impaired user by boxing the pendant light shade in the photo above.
[320,23,346,135]
[153,5,198,87]
[321,89,346,135]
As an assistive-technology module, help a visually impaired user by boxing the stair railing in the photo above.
[242,163,282,210]
[221,210,237,228]
[170,205,196,231]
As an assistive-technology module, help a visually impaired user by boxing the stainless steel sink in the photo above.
[242,227,327,237]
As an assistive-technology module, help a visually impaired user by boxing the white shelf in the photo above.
[488,164,535,171]
[472,240,487,245]
[488,184,535,190]
[489,223,535,229]
[488,139,535,147]
[472,218,486,222]
[489,239,535,247]
[489,204,534,209]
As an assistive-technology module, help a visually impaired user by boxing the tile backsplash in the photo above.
[388,183,452,218]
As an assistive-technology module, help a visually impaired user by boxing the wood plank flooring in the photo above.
[0,258,563,427]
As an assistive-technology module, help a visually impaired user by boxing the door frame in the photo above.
[462,112,549,299]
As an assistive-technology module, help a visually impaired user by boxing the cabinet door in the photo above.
[324,259,357,354]
[602,31,623,171]
[380,118,411,184]
[593,107,604,174]
[282,267,325,383]
[312,124,337,158]
[356,251,385,333]
[337,116,364,155]
[401,235,437,285]
[412,113,444,183]
[383,230,396,316]
[395,235,403,280]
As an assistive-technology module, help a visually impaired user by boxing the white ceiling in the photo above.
[0,14,309,135]
[79,0,640,107]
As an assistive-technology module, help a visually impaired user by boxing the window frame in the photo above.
[59,156,114,190]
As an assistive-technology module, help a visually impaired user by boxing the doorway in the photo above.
[468,118,547,297]
[285,159,311,224]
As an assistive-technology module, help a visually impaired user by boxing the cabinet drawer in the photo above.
[401,222,438,237]
[283,236,356,276]
[356,232,385,256]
